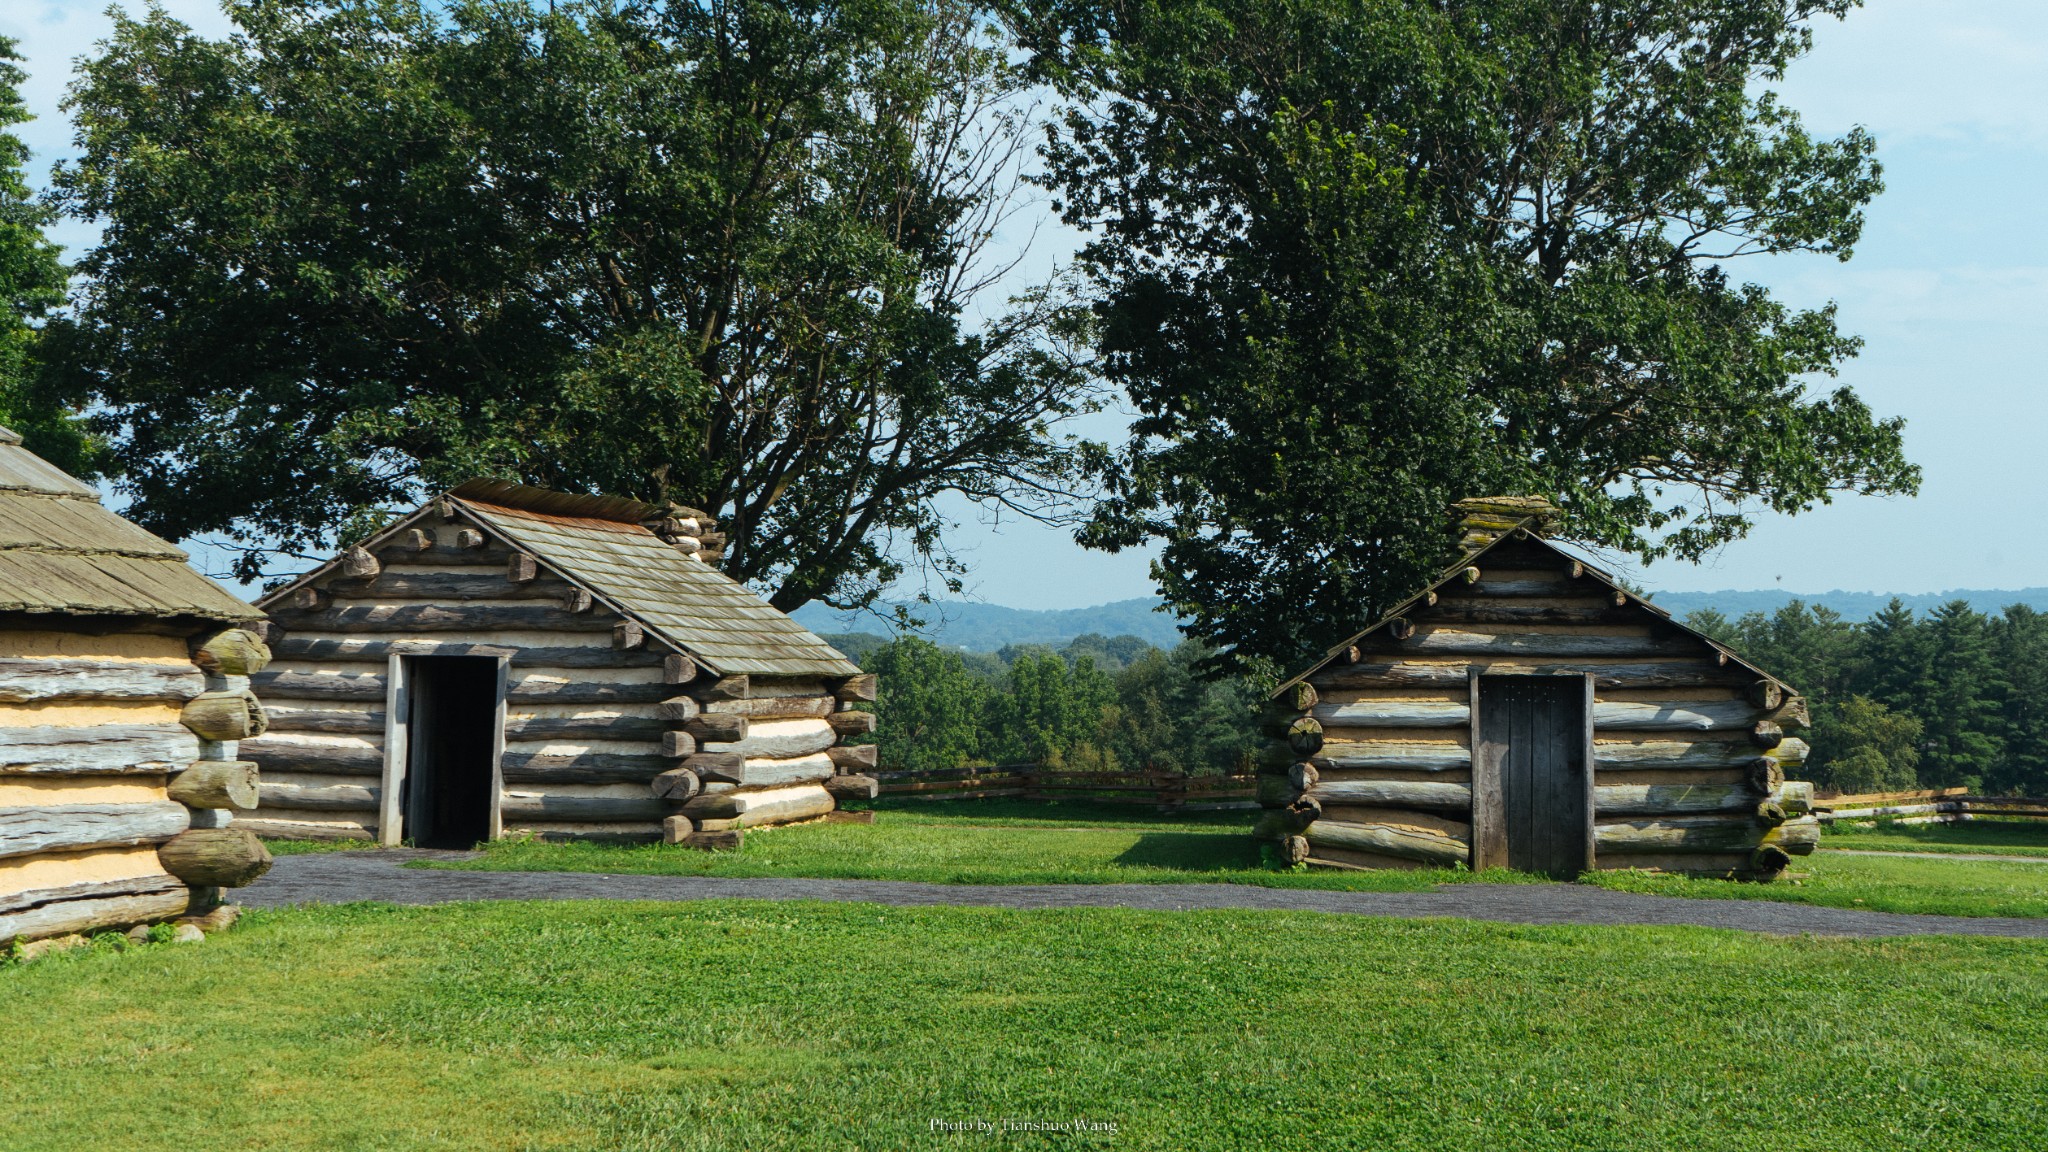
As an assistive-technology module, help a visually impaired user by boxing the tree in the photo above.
[1994,607,2048,795]
[1104,640,1258,775]
[0,38,89,474]
[48,0,1094,604]
[1816,695,1919,794]
[1015,0,1917,674]
[985,647,1116,766]
[862,636,992,772]
[1907,601,2005,789]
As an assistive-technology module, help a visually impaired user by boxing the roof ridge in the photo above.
[0,542,190,560]
[0,483,100,501]
[450,479,661,524]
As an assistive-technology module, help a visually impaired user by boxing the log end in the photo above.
[158,828,273,889]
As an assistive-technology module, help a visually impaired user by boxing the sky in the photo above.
[5,0,2045,611]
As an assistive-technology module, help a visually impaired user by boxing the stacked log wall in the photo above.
[0,624,274,944]
[1257,539,1817,880]
[250,517,877,846]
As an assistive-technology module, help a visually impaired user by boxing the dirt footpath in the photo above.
[238,850,2048,939]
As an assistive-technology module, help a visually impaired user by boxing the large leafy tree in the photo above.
[48,0,1093,606]
[0,38,89,473]
[1014,0,1918,675]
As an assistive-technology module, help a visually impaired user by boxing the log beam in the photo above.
[1595,814,1820,855]
[168,761,261,809]
[180,689,269,741]
[191,629,273,677]
[680,784,835,827]
[158,828,273,887]
[651,768,703,801]
[826,711,877,737]
[0,802,190,860]
[0,658,205,704]
[694,675,751,702]
[1308,779,1472,811]
[1304,821,1469,867]
[824,774,880,803]
[827,744,881,772]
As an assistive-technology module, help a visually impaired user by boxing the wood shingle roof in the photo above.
[0,427,258,622]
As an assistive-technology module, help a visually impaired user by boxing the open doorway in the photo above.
[401,655,503,849]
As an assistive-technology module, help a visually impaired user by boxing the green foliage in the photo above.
[1015,0,1917,673]
[1687,597,2048,794]
[861,636,992,772]
[0,38,91,475]
[860,632,1256,773]
[1817,696,1921,793]
[47,0,1094,599]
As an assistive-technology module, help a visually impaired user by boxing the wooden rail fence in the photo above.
[1816,787,2048,824]
[874,765,1259,811]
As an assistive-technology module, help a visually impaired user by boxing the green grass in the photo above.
[262,836,381,856]
[7,899,2048,1151]
[420,800,1535,891]
[392,799,2048,918]
[1822,819,2048,859]
[1586,853,2048,918]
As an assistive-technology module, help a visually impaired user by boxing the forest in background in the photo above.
[824,632,1260,776]
[1687,600,2048,796]
[835,595,2048,797]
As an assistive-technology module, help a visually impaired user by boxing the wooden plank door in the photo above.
[1474,676,1591,878]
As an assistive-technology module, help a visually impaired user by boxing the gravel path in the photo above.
[241,851,2048,939]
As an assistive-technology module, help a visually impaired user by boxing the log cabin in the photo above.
[248,480,878,849]
[0,426,275,947]
[1257,497,1814,881]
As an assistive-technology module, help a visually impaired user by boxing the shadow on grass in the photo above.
[1110,831,1267,872]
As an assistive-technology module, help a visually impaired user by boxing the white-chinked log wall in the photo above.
[247,514,875,847]
[1259,536,1813,881]
[0,624,276,946]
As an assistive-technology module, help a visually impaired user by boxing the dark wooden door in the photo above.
[1476,676,1590,878]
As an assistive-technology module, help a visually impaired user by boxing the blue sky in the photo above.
[7,1,2044,610]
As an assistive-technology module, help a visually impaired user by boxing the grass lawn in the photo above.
[8,899,2048,1151]
[417,799,1538,892]
[1821,819,2048,859]
[394,799,2048,918]
[1584,853,2048,918]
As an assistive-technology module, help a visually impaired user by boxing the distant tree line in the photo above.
[830,633,1259,776]
[1687,601,2048,796]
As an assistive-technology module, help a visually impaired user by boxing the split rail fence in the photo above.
[1817,787,2048,825]
[874,765,1258,811]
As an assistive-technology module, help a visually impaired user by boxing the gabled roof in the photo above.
[264,479,860,679]
[1271,520,1794,699]
[0,426,258,623]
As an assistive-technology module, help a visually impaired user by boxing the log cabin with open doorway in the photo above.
[0,425,275,947]
[1255,498,1815,881]
[245,480,878,849]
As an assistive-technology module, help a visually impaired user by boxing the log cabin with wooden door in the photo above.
[1255,497,1815,880]
[0,425,276,948]
[246,480,878,849]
